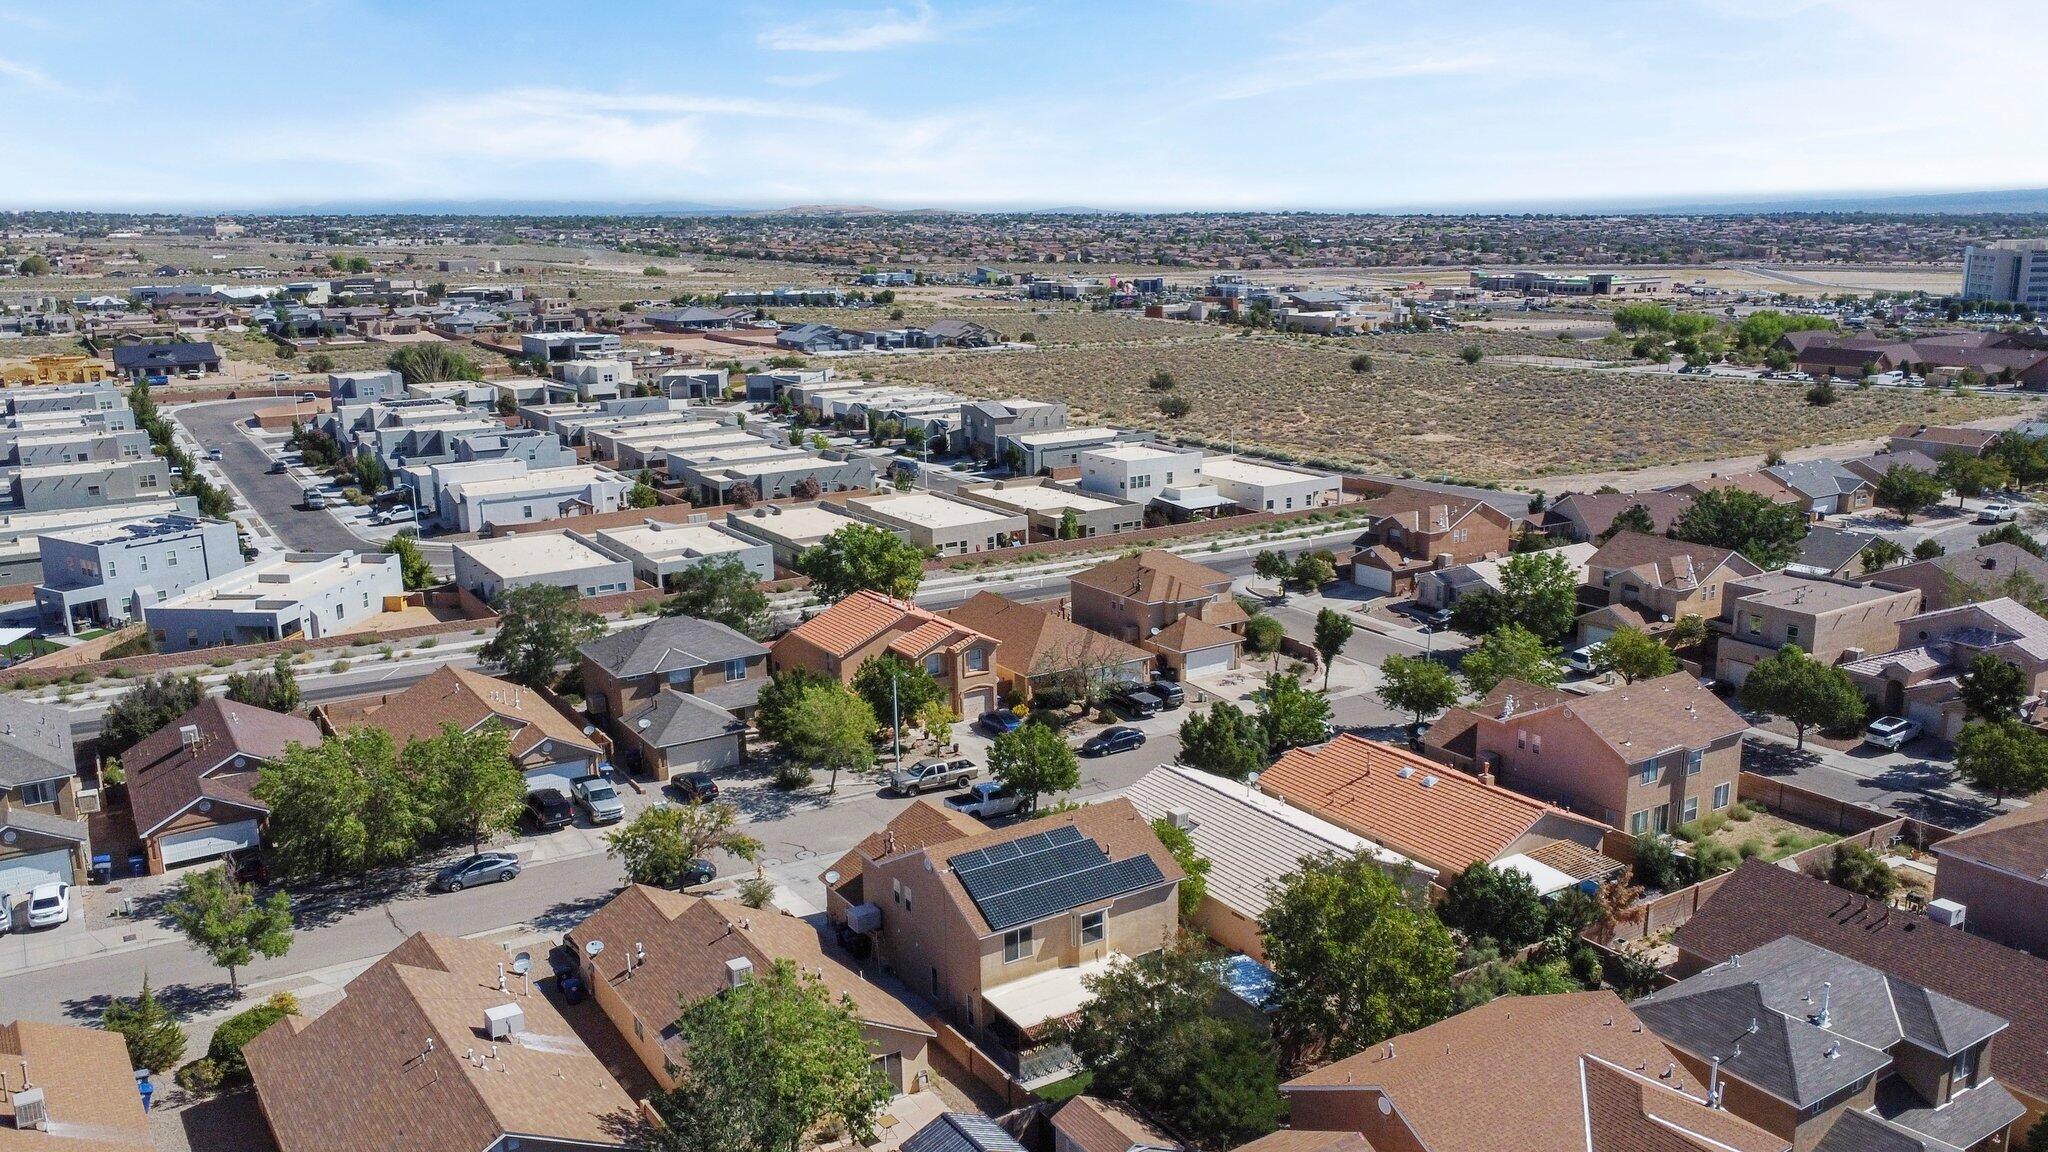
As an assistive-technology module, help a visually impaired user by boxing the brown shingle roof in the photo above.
[1669,471,1799,505]
[566,887,929,1068]
[1423,679,1572,764]
[1586,532,1758,587]
[1050,1096,1180,1152]
[368,666,600,761]
[1231,1133,1376,1152]
[124,697,320,837]
[942,593,1152,679]
[1548,491,1693,540]
[1670,860,2048,1106]
[1540,672,1748,761]
[1066,549,1231,605]
[0,1020,154,1151]
[1283,991,1786,1152]
[243,933,639,1152]
[822,798,986,907]
[1259,735,1606,874]
[1144,614,1241,655]
[1934,802,2048,881]
[918,798,1182,937]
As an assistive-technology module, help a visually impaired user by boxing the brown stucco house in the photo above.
[1583,532,1761,629]
[1713,572,1924,688]
[577,615,768,779]
[364,665,606,798]
[124,697,319,874]
[1932,804,2048,960]
[1065,550,1243,679]
[941,591,1156,699]
[1842,597,2048,741]
[1872,542,2048,612]
[1347,490,1516,595]
[772,589,1003,720]
[564,886,936,1097]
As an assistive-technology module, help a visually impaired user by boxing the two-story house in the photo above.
[124,697,319,874]
[365,666,606,797]
[1433,672,1748,837]
[1578,532,1761,646]
[1932,805,2048,959]
[578,615,769,779]
[0,698,86,903]
[772,590,1003,720]
[1714,573,1923,688]
[1348,489,1516,595]
[32,513,245,636]
[850,799,1180,1074]
[1066,550,1244,679]
[1842,596,2048,741]
[1636,935,2025,1152]
[1542,489,1694,543]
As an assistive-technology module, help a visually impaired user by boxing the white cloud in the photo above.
[0,55,63,94]
[757,1,937,52]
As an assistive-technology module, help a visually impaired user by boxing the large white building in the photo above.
[1077,442,1204,505]
[588,520,774,586]
[439,465,631,533]
[1198,455,1339,513]
[1962,239,2048,309]
[452,533,634,603]
[145,551,403,651]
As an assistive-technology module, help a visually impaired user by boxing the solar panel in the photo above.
[954,835,1169,933]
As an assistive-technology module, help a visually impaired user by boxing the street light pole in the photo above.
[891,673,902,770]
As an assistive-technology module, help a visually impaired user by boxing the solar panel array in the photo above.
[949,824,1167,932]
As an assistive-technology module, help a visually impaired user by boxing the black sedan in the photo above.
[432,852,521,892]
[523,788,574,831]
[678,858,717,888]
[1081,726,1147,757]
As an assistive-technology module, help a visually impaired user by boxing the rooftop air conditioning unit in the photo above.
[1165,807,1196,832]
[9,1087,47,1132]
[1926,899,1967,929]
[725,956,754,990]
[483,1003,524,1040]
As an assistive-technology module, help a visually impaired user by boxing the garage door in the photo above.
[1353,565,1394,594]
[160,819,260,867]
[961,688,995,718]
[1183,646,1236,679]
[665,736,741,779]
[525,764,584,796]
[0,849,73,898]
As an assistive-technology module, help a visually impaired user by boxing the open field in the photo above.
[844,332,2024,481]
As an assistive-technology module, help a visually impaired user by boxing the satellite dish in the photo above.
[824,870,841,885]
[511,952,533,976]
[585,939,605,957]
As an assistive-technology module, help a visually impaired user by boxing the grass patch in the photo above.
[1034,1070,1094,1104]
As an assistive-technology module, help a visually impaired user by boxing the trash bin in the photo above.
[90,855,113,885]
[127,853,147,877]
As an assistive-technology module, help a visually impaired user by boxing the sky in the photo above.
[3,0,2047,213]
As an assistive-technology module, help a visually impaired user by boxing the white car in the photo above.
[1565,645,1601,674]
[24,882,68,929]
[0,895,12,934]
[1863,715,1922,750]
[372,506,416,526]
[1976,502,2020,524]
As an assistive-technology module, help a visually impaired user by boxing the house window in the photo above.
[1531,734,1542,754]
[1714,782,1732,809]
[167,551,177,567]
[724,659,747,682]
[890,878,901,906]
[107,562,117,578]
[1003,927,1032,963]
[1687,749,1704,776]
[138,556,148,572]
[1638,760,1659,785]
[1786,624,1801,643]
[966,648,987,672]
[1630,810,1649,835]
[1684,797,1700,823]
[1516,729,1526,749]
[925,653,945,676]
[1080,910,1105,945]
[633,1017,645,1040]
[1746,614,1761,636]
[902,885,912,913]
[18,779,58,807]
[1954,1045,1979,1091]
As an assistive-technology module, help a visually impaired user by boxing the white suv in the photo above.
[1863,715,1921,750]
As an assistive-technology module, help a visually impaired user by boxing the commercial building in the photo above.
[451,533,633,603]
[587,519,774,587]
[33,513,243,635]
[145,550,403,651]
[1963,239,2048,309]
[846,490,1025,556]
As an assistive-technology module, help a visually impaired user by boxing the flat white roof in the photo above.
[616,428,756,450]
[162,552,389,609]
[596,522,756,563]
[725,503,863,544]
[851,491,1018,530]
[981,952,1122,1031]
[447,465,610,499]
[455,533,622,579]
[1015,427,1118,448]
[1083,442,1193,463]
[18,459,152,479]
[1198,455,1337,488]
[672,442,795,466]
[1,501,189,551]
[969,484,1121,514]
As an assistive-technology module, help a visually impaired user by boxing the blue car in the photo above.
[976,709,1023,736]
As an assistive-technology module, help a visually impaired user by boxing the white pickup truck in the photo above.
[944,782,1026,821]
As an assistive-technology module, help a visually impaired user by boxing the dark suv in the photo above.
[1107,682,1162,720]
[523,788,574,832]
[1147,678,1185,709]
[672,772,720,804]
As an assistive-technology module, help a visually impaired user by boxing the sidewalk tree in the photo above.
[1449,549,1579,644]
[1873,465,1946,524]
[1262,851,1457,1068]
[1056,938,1283,1151]
[257,727,432,877]
[660,554,772,639]
[1177,701,1268,781]
[102,977,187,1073]
[1937,451,2010,506]
[988,721,1079,812]
[798,524,924,600]
[163,865,293,992]
[1243,614,1287,667]
[648,960,891,1152]
[404,723,523,852]
[1955,719,2048,802]
[103,673,204,757]
[478,583,606,690]
[1459,624,1564,696]
[1377,654,1461,728]
[1961,653,2029,721]
[1255,672,1332,753]
[1594,626,1676,685]
[1674,487,1808,568]
[1252,550,1290,585]
[1912,538,1947,561]
[387,531,436,590]
[752,668,829,747]
[1291,550,1336,591]
[1737,645,1864,751]
[1312,608,1354,689]
[607,802,761,888]
[780,682,877,792]
[224,654,301,713]
[850,652,943,731]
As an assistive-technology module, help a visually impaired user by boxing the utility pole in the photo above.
[891,672,902,770]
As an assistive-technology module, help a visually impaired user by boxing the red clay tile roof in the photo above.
[1283,991,1786,1152]
[369,666,600,761]
[1066,549,1231,605]
[0,1020,154,1151]
[124,697,320,837]
[243,933,638,1152]
[1259,735,1606,874]
[781,589,995,663]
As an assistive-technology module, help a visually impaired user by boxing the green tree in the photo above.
[163,865,293,991]
[606,802,761,887]
[661,554,772,638]
[2024,1115,2048,1152]
[404,722,523,852]
[1912,538,1947,561]
[103,673,204,757]
[1057,939,1283,1151]
[1252,549,1291,584]
[385,342,482,385]
[1874,465,1946,524]
[17,253,50,275]
[1377,654,1462,727]
[1594,626,1677,685]
[1671,613,1710,649]
[1737,645,1865,751]
[1674,487,1808,568]
[305,352,335,373]
[1243,614,1287,667]
[1439,862,1548,950]
[1459,624,1563,696]
[1313,608,1354,690]
[256,727,431,877]
[1147,369,1177,391]
[478,584,605,689]
[1256,672,1332,752]
[1150,818,1212,921]
[1458,344,1483,364]
[1826,842,1899,901]
[387,531,436,590]
[1157,394,1193,418]
[102,977,187,1073]
[647,960,893,1152]
[752,668,829,748]
[1291,550,1336,591]
[1177,701,1269,781]
[1978,522,2046,557]
[1937,451,2011,505]
[989,720,1080,811]
[1859,537,1907,574]
[1262,852,1457,1068]
[1598,503,1658,542]
[1955,719,2048,802]
[1453,549,1580,643]
[798,524,925,600]
[1057,507,1082,540]
[1960,653,2029,721]
[780,682,877,792]
[850,652,943,732]
[204,993,298,1088]
[629,481,660,508]
[224,654,301,713]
